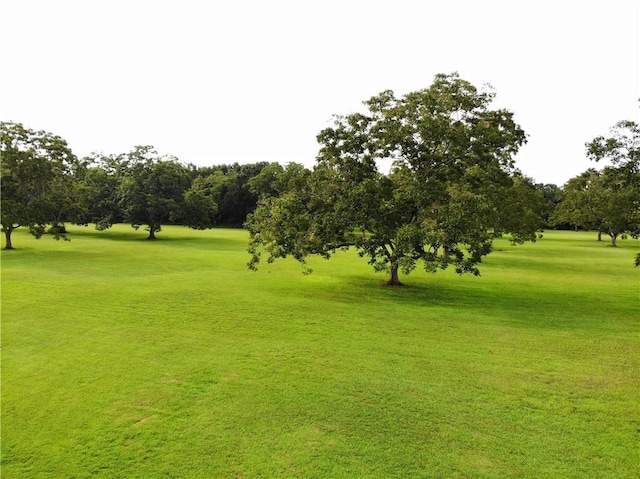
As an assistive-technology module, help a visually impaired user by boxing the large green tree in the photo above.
[0,122,77,249]
[247,73,544,285]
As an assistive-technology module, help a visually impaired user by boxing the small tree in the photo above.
[247,73,544,285]
[1,122,77,249]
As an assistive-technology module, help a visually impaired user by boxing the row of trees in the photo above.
[2,73,638,284]
[0,124,282,249]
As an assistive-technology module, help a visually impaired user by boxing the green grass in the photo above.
[2,225,639,478]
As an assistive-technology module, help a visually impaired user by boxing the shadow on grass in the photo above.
[67,226,142,241]
[314,273,461,306]
[309,271,638,332]
[70,226,243,250]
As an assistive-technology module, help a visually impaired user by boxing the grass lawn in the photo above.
[1,225,638,478]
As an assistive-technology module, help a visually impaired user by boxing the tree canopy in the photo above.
[247,73,545,285]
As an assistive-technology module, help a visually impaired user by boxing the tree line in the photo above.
[0,126,282,249]
[2,73,638,283]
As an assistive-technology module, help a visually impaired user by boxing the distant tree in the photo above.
[118,146,192,239]
[0,121,77,249]
[248,162,310,199]
[247,162,285,198]
[551,170,600,233]
[46,161,84,234]
[593,167,639,246]
[497,174,547,239]
[73,153,128,230]
[554,120,640,248]
[588,119,640,259]
[247,73,543,285]
[180,176,219,230]
[202,170,242,225]
[552,168,640,246]
[535,183,564,228]
[190,162,272,226]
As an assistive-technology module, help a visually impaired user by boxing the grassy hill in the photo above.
[2,225,638,478]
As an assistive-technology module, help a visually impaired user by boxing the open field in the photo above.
[1,225,639,478]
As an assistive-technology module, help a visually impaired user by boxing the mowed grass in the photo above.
[1,225,638,478]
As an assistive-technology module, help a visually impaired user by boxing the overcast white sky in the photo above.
[1,0,638,185]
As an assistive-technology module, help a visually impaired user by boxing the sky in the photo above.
[1,0,638,186]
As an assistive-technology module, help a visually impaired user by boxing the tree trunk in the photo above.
[147,223,157,240]
[387,261,402,286]
[4,226,14,250]
[597,231,602,242]
[443,244,450,261]
[611,234,617,247]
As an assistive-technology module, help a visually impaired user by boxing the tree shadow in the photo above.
[70,226,151,242]
[306,270,636,333]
